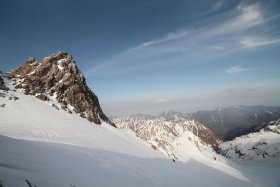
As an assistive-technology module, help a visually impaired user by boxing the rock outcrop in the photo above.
[5,51,115,127]
[0,71,9,91]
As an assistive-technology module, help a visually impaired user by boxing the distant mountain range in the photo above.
[192,105,280,141]
[113,106,280,161]
[219,119,280,159]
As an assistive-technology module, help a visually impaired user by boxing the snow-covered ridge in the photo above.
[113,113,221,161]
[219,119,280,160]
[0,86,157,157]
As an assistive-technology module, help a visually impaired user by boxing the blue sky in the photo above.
[1,0,280,115]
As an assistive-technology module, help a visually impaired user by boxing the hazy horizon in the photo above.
[106,104,280,117]
[1,0,280,116]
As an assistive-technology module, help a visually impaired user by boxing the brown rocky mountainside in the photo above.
[4,51,115,127]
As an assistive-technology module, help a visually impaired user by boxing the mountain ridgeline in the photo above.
[219,119,280,159]
[3,51,115,127]
[114,111,221,160]
[192,106,280,141]
[114,107,280,160]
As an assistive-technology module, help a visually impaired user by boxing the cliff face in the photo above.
[5,51,115,127]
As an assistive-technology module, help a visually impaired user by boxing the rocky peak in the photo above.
[5,51,115,127]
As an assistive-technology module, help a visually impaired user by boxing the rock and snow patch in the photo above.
[57,58,67,71]
[114,113,221,161]
[219,119,280,160]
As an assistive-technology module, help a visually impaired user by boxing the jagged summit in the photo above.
[7,51,81,79]
[4,51,115,127]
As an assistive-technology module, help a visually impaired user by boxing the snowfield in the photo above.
[220,120,280,160]
[1,88,280,186]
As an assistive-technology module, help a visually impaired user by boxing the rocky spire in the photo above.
[5,51,115,127]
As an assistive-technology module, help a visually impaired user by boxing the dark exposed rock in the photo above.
[234,149,245,158]
[13,96,19,101]
[194,120,221,149]
[5,51,115,127]
[52,104,59,110]
[35,94,49,101]
[25,179,33,187]
[0,75,9,91]
[11,82,17,89]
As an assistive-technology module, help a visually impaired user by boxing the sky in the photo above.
[1,0,280,116]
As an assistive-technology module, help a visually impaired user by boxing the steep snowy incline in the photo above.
[3,134,280,187]
[219,119,280,160]
[0,84,158,157]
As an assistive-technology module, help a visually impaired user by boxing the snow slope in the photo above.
[1,87,280,186]
[0,85,157,158]
[220,120,280,160]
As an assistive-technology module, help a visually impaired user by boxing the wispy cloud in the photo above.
[226,66,251,74]
[209,4,263,35]
[240,37,280,48]
[127,3,264,52]
[128,30,190,51]
[212,1,223,11]
[86,2,280,77]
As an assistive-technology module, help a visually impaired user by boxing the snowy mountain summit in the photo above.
[3,51,114,126]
